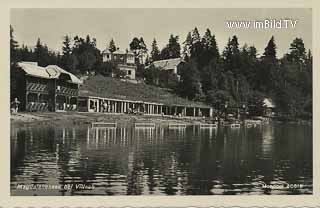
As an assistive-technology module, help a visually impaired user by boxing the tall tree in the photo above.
[190,27,202,63]
[200,28,220,68]
[150,38,160,62]
[160,34,181,60]
[129,37,147,64]
[10,25,19,64]
[10,25,20,100]
[182,32,192,60]
[108,38,117,53]
[61,35,74,71]
[259,36,278,93]
[178,59,204,101]
[72,34,102,73]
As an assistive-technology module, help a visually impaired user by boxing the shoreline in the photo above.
[10,112,208,127]
[10,112,312,128]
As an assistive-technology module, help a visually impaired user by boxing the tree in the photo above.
[263,36,277,59]
[97,61,117,77]
[129,37,147,65]
[178,59,204,101]
[190,27,203,63]
[150,38,160,62]
[182,32,192,59]
[222,36,241,76]
[200,28,220,68]
[10,25,20,100]
[61,35,74,71]
[72,34,102,73]
[10,25,19,64]
[108,38,117,53]
[160,34,181,60]
[259,36,278,94]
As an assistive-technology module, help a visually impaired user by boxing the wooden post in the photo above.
[87,98,90,112]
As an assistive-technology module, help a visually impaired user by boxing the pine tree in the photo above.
[201,28,220,67]
[62,35,72,56]
[191,27,201,45]
[263,36,277,60]
[108,39,117,53]
[222,35,241,76]
[288,38,306,66]
[260,36,278,94]
[190,27,202,62]
[160,34,181,59]
[10,25,19,64]
[61,35,76,72]
[182,32,192,58]
[10,25,20,100]
[150,38,160,62]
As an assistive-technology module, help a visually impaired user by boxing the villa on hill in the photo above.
[102,49,137,80]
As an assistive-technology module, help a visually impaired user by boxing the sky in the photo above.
[10,8,312,58]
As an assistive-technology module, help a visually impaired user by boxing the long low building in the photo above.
[78,95,213,117]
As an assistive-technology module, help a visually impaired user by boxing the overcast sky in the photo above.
[10,8,312,57]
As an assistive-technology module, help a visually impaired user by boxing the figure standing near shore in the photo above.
[11,98,20,113]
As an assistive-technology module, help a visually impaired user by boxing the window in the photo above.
[128,70,131,75]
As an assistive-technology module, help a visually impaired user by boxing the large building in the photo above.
[15,62,82,112]
[102,49,137,80]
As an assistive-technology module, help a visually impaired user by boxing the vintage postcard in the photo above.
[1,0,319,207]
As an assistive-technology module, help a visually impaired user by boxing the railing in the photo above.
[26,83,48,92]
[26,102,49,112]
[56,103,77,111]
[56,86,78,96]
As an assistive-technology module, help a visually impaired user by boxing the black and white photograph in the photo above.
[9,8,312,197]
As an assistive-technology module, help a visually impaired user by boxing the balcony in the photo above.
[56,86,78,96]
[26,83,48,93]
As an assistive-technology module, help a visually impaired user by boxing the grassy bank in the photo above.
[79,75,209,107]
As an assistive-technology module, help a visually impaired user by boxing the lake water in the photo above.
[11,122,312,195]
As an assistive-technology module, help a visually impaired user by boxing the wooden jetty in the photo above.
[199,123,218,129]
[230,123,241,128]
[168,123,187,129]
[134,122,156,129]
[91,122,117,128]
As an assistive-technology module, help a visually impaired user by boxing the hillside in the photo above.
[79,75,209,108]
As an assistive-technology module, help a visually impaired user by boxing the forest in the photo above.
[10,26,312,120]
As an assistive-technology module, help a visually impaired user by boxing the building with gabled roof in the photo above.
[149,58,183,73]
[15,62,82,112]
[146,58,185,81]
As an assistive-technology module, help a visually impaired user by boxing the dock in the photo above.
[91,122,117,128]
[134,122,156,129]
[199,123,218,129]
[168,123,187,129]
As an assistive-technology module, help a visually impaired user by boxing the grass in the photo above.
[79,75,209,108]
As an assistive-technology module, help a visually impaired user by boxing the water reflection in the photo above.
[10,123,312,195]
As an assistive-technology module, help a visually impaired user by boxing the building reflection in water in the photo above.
[10,123,312,195]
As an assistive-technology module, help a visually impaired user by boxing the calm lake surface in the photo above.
[11,122,312,195]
